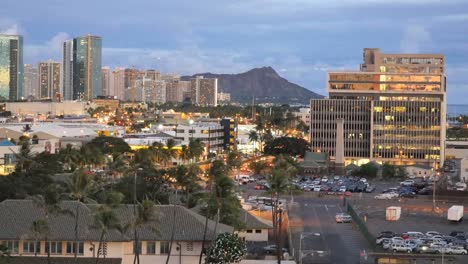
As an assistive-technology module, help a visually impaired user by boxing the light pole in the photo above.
[299,232,321,264]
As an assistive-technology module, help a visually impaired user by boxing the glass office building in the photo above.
[0,34,23,101]
[311,49,446,167]
[72,35,102,100]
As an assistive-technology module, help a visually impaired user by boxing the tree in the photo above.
[179,145,191,164]
[352,162,379,178]
[382,163,396,178]
[226,152,241,171]
[88,136,131,157]
[59,144,81,172]
[79,145,105,169]
[31,219,49,257]
[205,233,247,264]
[127,200,158,264]
[151,142,170,167]
[248,160,267,175]
[94,192,123,264]
[267,155,297,264]
[264,137,308,157]
[65,169,97,263]
[248,130,259,153]
[189,139,204,163]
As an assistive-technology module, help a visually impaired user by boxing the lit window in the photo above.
[373,107,383,112]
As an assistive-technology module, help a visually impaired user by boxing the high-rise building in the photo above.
[144,69,161,81]
[190,76,218,106]
[112,67,125,100]
[124,68,143,101]
[62,40,73,100]
[23,64,38,99]
[0,34,23,101]
[166,80,190,103]
[133,78,166,104]
[101,67,110,96]
[38,60,61,100]
[72,35,102,100]
[310,48,446,168]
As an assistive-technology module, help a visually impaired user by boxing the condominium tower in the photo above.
[310,48,446,168]
[71,35,102,100]
[0,34,23,100]
[38,60,61,100]
[23,64,38,99]
[190,76,218,106]
[62,40,73,100]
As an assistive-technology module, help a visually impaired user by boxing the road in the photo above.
[288,195,369,264]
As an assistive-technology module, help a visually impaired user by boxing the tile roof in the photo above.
[0,200,233,242]
[239,210,272,230]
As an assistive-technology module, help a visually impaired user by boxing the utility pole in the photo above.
[251,95,256,121]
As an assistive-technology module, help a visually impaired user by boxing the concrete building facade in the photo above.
[0,34,23,100]
[23,64,38,99]
[38,60,61,100]
[310,48,446,167]
[101,66,111,96]
[62,40,74,100]
[190,76,218,106]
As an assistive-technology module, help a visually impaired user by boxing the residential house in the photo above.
[0,200,233,264]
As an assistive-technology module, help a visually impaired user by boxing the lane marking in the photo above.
[325,205,328,211]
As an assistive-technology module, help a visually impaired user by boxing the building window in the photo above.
[45,241,62,254]
[1,241,18,254]
[133,241,142,254]
[3,154,16,165]
[23,241,40,254]
[160,241,170,254]
[246,230,253,233]
[187,242,193,251]
[66,242,84,255]
[255,230,262,233]
[146,242,156,255]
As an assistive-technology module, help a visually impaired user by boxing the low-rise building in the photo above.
[0,200,233,264]
[175,122,224,153]
[236,210,272,242]
[5,101,87,117]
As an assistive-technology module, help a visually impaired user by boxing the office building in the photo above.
[101,66,111,96]
[23,64,38,99]
[38,60,61,100]
[72,35,102,100]
[310,48,446,168]
[175,122,225,153]
[0,34,23,100]
[62,40,73,100]
[190,76,218,106]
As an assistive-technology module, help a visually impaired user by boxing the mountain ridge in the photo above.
[182,66,323,104]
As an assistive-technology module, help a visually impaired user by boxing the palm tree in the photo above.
[59,144,80,172]
[127,200,157,264]
[179,145,191,165]
[93,192,123,264]
[29,185,63,264]
[188,139,204,163]
[79,145,104,169]
[107,154,128,179]
[248,130,259,154]
[164,139,178,167]
[65,169,96,263]
[151,142,170,168]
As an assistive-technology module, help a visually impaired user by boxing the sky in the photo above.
[1,0,467,103]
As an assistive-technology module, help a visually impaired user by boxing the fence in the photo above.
[344,197,376,251]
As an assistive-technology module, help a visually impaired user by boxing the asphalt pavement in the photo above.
[288,195,369,264]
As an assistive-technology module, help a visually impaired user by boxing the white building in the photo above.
[236,210,272,242]
[5,101,87,116]
[292,108,310,127]
[175,122,224,153]
[0,200,233,264]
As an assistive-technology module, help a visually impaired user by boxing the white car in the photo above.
[360,178,367,183]
[314,186,321,192]
[321,177,328,183]
[426,231,442,237]
[334,176,340,181]
[339,186,347,192]
[390,243,412,253]
[375,194,391,200]
[446,246,468,255]
[400,180,415,186]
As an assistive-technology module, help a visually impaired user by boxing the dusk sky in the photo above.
[1,0,467,103]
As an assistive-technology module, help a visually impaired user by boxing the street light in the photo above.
[299,232,321,264]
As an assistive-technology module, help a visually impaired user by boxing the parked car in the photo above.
[400,192,417,198]
[400,180,415,186]
[339,186,347,192]
[426,231,442,237]
[446,246,468,255]
[390,243,412,253]
[335,213,352,223]
[263,245,288,254]
[365,185,376,193]
[450,231,466,237]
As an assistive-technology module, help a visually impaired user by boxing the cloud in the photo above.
[24,32,70,63]
[0,19,21,34]
[400,25,431,53]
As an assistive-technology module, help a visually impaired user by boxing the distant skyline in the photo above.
[1,0,467,103]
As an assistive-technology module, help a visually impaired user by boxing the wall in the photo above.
[6,102,87,116]
[237,229,269,242]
